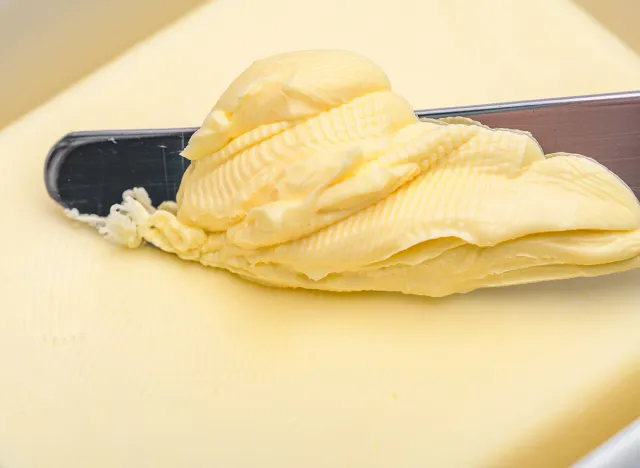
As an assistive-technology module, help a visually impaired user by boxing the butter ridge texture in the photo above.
[68,50,640,297]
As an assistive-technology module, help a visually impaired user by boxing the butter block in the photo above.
[1,1,639,467]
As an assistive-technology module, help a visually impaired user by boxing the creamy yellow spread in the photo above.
[69,50,640,297]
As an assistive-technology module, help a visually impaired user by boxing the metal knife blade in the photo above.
[45,91,640,216]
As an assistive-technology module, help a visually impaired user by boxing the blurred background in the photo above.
[0,0,639,130]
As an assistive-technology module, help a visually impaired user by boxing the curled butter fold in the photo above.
[69,50,640,297]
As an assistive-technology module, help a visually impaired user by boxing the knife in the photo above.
[45,91,640,216]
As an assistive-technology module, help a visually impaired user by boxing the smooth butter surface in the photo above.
[1,0,640,467]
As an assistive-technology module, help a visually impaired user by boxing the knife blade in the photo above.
[45,91,640,216]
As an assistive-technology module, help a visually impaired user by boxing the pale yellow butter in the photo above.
[70,50,640,297]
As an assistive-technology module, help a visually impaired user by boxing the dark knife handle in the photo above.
[45,129,196,216]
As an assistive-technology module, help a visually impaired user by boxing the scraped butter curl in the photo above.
[69,50,640,297]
